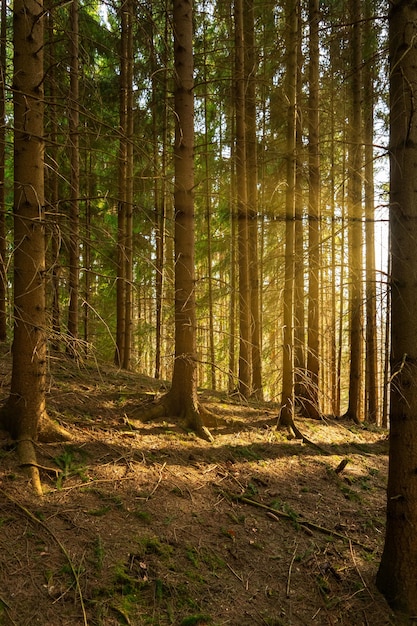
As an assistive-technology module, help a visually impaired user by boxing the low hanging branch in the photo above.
[222,490,374,553]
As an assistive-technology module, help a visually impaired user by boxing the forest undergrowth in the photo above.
[0,349,394,625]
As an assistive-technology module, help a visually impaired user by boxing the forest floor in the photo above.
[0,350,395,626]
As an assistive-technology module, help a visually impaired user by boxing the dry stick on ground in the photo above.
[224,491,374,553]
[0,488,88,626]
[285,419,331,455]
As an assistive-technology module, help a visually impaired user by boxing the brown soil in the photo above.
[0,351,394,626]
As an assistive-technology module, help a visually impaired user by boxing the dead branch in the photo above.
[223,491,374,553]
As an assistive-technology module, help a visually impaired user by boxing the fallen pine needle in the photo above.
[0,488,88,626]
[221,491,374,553]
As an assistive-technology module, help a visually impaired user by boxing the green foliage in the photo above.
[180,615,212,626]
[53,445,89,488]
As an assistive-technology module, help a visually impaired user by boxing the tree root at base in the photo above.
[17,439,43,496]
[128,396,215,442]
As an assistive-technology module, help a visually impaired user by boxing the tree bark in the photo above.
[137,0,213,442]
[376,0,417,616]
[234,0,251,399]
[304,0,321,420]
[363,0,379,424]
[67,0,80,353]
[0,0,70,494]
[122,0,134,370]
[344,0,363,423]
[0,0,7,342]
[279,0,298,430]
[244,0,263,400]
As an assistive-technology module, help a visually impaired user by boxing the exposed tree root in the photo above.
[129,393,215,442]
[38,415,73,443]
[17,439,43,496]
[277,406,330,455]
[0,405,72,493]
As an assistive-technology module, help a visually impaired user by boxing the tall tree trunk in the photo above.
[138,0,213,442]
[83,154,92,352]
[115,0,129,367]
[244,0,263,400]
[363,1,378,424]
[279,0,298,429]
[46,8,61,350]
[67,0,80,352]
[344,0,363,423]
[152,4,168,380]
[1,0,46,494]
[293,28,305,404]
[228,114,237,394]
[122,0,134,370]
[304,0,321,419]
[234,0,251,398]
[376,0,417,616]
[0,0,7,341]
[202,2,216,390]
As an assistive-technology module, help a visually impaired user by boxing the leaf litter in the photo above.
[0,354,394,625]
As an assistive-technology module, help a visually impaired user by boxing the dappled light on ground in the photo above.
[0,355,393,625]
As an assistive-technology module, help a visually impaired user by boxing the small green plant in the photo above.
[93,535,105,572]
[54,445,89,488]
[180,614,212,626]
[87,506,112,516]
[137,535,174,559]
[134,509,152,524]
[186,546,199,568]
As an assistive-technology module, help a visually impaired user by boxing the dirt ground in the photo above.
[0,351,394,625]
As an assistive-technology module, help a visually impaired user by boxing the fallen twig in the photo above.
[222,491,374,553]
[146,461,166,500]
[286,543,298,598]
[0,488,88,626]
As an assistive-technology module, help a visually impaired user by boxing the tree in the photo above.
[0,0,7,342]
[343,0,363,423]
[0,0,69,495]
[376,0,417,617]
[137,0,213,442]
[67,0,80,353]
[115,0,134,369]
[303,0,321,420]
[363,0,379,424]
[244,0,263,400]
[234,0,251,398]
[278,0,299,432]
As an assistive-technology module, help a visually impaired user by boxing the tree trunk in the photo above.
[138,0,213,442]
[122,0,134,370]
[202,4,216,390]
[279,0,298,429]
[293,28,305,406]
[244,0,263,400]
[363,1,379,424]
[376,0,417,616]
[46,8,61,350]
[67,0,80,353]
[152,5,168,380]
[115,0,129,367]
[0,0,71,494]
[304,0,321,420]
[234,0,251,398]
[344,0,363,423]
[0,0,7,342]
